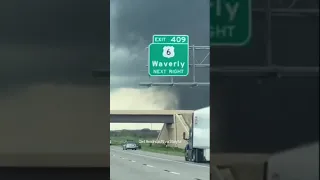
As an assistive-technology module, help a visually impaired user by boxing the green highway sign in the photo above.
[148,35,189,76]
[210,0,252,46]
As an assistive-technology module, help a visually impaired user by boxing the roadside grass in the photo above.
[110,136,185,157]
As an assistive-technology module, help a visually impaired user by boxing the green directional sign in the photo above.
[210,0,252,46]
[148,35,189,76]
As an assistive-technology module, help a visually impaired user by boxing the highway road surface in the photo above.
[110,146,210,180]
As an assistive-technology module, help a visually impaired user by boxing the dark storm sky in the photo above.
[0,0,110,153]
[110,0,210,109]
[0,0,109,88]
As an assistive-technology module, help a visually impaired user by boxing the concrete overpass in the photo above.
[110,110,193,123]
[110,110,194,149]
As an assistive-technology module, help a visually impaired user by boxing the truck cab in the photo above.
[183,107,210,163]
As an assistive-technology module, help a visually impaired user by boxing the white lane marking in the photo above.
[164,169,180,175]
[142,164,154,168]
[110,148,209,168]
[130,160,136,162]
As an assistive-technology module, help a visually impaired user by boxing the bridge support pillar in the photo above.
[157,114,191,149]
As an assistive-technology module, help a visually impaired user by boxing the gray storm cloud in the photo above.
[110,0,210,46]
[110,88,178,110]
[110,43,180,110]
[110,0,210,111]
[0,0,110,153]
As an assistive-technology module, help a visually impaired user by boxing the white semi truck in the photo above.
[183,106,210,163]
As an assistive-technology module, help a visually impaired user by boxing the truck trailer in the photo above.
[183,106,210,163]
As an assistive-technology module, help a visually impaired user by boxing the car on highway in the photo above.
[122,141,138,150]
[110,139,112,145]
